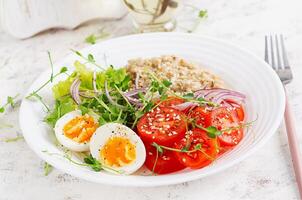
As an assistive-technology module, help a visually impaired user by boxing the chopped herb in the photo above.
[85,29,110,45]
[71,50,105,70]
[152,142,164,153]
[160,94,168,101]
[0,94,19,113]
[85,34,97,45]
[31,93,50,112]
[194,123,221,138]
[152,142,213,161]
[205,126,222,138]
[183,92,194,99]
[44,162,53,176]
[87,54,95,63]
[199,9,208,18]
[60,67,68,73]
[47,51,54,82]
[152,148,159,174]
[194,118,256,138]
[45,97,76,127]
[26,66,67,99]
[162,79,172,87]
[4,135,24,143]
[43,151,122,174]
[194,143,202,150]
[221,118,257,132]
[180,146,189,152]
[83,154,102,172]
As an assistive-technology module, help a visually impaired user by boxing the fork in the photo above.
[265,35,302,198]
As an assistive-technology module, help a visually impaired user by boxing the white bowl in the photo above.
[19,33,285,187]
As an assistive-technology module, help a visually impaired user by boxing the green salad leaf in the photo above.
[96,66,130,91]
[52,72,77,99]
[45,97,76,127]
[74,61,94,90]
[52,62,130,100]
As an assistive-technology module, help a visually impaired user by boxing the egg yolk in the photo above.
[63,114,98,143]
[100,136,136,167]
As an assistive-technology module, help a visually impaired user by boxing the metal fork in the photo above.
[265,35,302,199]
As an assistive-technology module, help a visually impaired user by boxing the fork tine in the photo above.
[270,35,276,69]
[275,35,282,69]
[280,35,290,69]
[265,35,269,63]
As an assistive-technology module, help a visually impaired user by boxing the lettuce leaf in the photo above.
[52,61,130,100]
[96,66,130,91]
[44,96,76,127]
[52,72,77,99]
[74,61,93,90]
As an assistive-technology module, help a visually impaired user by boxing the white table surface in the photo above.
[1,0,302,199]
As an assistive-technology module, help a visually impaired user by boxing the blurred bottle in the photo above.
[0,0,127,39]
[123,0,181,32]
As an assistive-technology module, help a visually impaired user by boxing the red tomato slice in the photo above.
[207,107,243,147]
[174,128,218,169]
[223,99,245,121]
[158,97,185,107]
[137,106,187,146]
[144,142,186,174]
[217,145,232,156]
[188,106,212,127]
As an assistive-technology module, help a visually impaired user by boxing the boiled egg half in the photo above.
[89,123,146,175]
[54,110,99,152]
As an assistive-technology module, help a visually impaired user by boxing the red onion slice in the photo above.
[171,102,198,111]
[125,95,143,107]
[70,78,81,104]
[124,88,147,97]
[104,81,126,109]
[194,88,245,105]
[79,91,95,98]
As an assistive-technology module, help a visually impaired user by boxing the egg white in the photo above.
[89,123,146,175]
[54,110,97,152]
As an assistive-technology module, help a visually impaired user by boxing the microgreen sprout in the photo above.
[198,9,208,18]
[0,94,19,113]
[26,66,68,100]
[42,151,123,174]
[193,118,257,139]
[70,49,105,70]
[47,51,54,82]
[181,93,217,107]
[85,28,110,45]
[44,162,53,176]
[151,142,215,161]
[3,135,24,143]
[31,93,50,112]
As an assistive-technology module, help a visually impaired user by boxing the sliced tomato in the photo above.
[217,145,232,156]
[223,99,245,121]
[157,97,185,107]
[174,128,218,169]
[207,107,243,147]
[137,106,187,146]
[188,106,212,127]
[144,142,186,174]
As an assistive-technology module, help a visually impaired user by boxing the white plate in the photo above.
[19,33,285,187]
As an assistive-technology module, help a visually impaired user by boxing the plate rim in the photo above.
[19,32,286,187]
